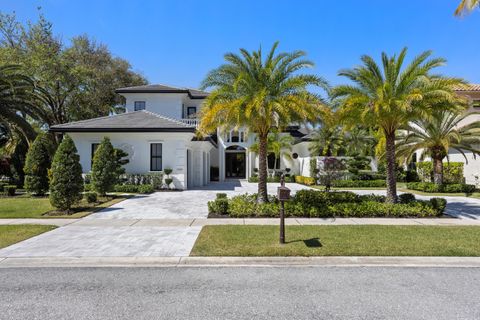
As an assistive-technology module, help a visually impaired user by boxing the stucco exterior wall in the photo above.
[68,132,197,189]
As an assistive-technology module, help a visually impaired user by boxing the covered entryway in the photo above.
[225,146,246,178]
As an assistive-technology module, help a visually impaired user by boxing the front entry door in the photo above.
[225,152,246,178]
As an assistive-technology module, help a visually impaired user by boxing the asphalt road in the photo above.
[1,267,479,320]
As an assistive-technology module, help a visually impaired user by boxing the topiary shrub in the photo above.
[24,134,51,196]
[91,137,117,196]
[84,192,97,203]
[398,193,416,204]
[49,135,83,212]
[429,198,447,215]
[164,178,173,189]
[208,198,229,215]
[216,193,227,199]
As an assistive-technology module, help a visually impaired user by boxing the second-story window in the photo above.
[134,101,146,111]
[187,106,197,118]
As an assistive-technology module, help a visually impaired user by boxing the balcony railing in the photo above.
[179,118,200,128]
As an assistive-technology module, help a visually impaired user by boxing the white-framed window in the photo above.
[134,101,146,111]
[150,143,162,171]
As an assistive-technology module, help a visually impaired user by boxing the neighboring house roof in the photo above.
[454,84,480,92]
[49,110,196,133]
[115,84,209,99]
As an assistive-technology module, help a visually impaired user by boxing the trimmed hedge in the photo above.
[248,176,295,183]
[406,182,476,193]
[3,185,16,196]
[330,180,386,188]
[416,161,465,184]
[295,176,316,186]
[208,190,445,218]
[351,171,387,181]
[113,184,155,194]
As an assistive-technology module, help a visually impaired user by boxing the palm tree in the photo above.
[455,0,479,15]
[250,131,294,175]
[199,42,328,202]
[396,110,480,185]
[344,127,377,157]
[0,64,37,142]
[331,48,463,203]
[308,124,345,157]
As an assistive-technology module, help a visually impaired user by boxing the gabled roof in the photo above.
[115,84,209,99]
[49,110,196,133]
[454,84,480,92]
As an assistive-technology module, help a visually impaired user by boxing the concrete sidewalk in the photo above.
[2,217,480,226]
[1,256,480,268]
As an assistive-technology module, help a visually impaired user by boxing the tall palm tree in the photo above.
[250,131,294,174]
[199,42,328,202]
[396,110,480,185]
[455,0,479,15]
[331,48,463,203]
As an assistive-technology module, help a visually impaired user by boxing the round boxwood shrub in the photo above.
[84,192,98,203]
[398,193,416,204]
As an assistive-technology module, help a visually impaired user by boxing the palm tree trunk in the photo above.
[385,131,397,203]
[433,157,443,185]
[258,133,269,203]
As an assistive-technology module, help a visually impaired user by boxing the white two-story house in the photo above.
[50,84,310,189]
[50,85,216,189]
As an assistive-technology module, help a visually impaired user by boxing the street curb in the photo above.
[1,256,480,268]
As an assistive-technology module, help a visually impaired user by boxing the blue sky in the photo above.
[3,0,480,88]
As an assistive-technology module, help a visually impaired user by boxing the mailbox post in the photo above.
[277,175,291,244]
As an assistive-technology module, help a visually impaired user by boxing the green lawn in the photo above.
[0,195,128,219]
[0,225,56,249]
[191,225,480,257]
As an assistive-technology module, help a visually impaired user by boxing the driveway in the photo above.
[87,180,310,220]
[87,181,480,220]
[1,181,479,258]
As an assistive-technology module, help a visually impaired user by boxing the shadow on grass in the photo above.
[286,237,323,248]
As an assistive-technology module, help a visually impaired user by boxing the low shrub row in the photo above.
[331,180,386,188]
[208,190,446,218]
[351,171,387,181]
[406,182,476,193]
[248,176,295,183]
[294,176,316,186]
[113,184,154,194]
[1,184,16,196]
